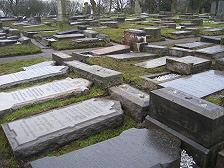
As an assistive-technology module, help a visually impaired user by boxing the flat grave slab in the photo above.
[27,128,180,168]
[215,58,224,71]
[52,52,74,65]
[65,61,123,88]
[195,45,224,59]
[135,56,174,69]
[22,61,55,70]
[0,78,91,117]
[91,45,130,56]
[73,38,102,44]
[0,66,68,89]
[171,31,193,39]
[201,35,224,44]
[175,42,214,50]
[109,84,150,122]
[106,52,156,61]
[168,47,193,57]
[160,70,224,98]
[2,98,124,158]
[56,30,81,35]
[0,39,17,46]
[143,45,168,56]
[53,34,85,40]
[166,56,211,75]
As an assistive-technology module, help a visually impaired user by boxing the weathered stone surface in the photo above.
[195,45,224,59]
[18,36,31,44]
[109,84,150,122]
[144,27,163,42]
[143,45,168,56]
[175,42,214,50]
[0,39,17,46]
[171,31,193,39]
[106,52,156,61]
[168,47,193,57]
[83,30,98,38]
[216,149,224,168]
[23,61,55,70]
[149,87,224,148]
[52,52,74,65]
[65,61,123,88]
[0,66,68,89]
[56,30,81,35]
[100,21,119,28]
[200,35,224,44]
[202,28,224,36]
[160,70,224,98]
[91,45,130,56]
[27,128,180,168]
[53,34,85,40]
[0,78,91,117]
[136,56,174,69]
[73,38,102,44]
[2,98,124,158]
[166,56,211,75]
[215,57,224,70]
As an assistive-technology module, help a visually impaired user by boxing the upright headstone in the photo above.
[57,0,66,21]
[211,1,217,15]
[217,0,224,17]
[134,0,142,15]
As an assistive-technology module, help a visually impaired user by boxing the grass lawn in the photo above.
[0,58,137,168]
[0,44,41,58]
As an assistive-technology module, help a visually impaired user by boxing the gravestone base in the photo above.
[52,53,74,65]
[143,45,168,56]
[169,47,193,57]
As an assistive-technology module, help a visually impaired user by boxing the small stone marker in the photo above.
[106,52,156,61]
[160,70,224,98]
[53,34,85,40]
[27,128,180,168]
[175,42,214,50]
[195,45,224,59]
[52,52,74,65]
[2,98,124,158]
[166,56,211,75]
[91,45,130,56]
[22,61,55,70]
[0,78,91,117]
[143,45,168,56]
[109,84,150,122]
[65,61,123,88]
[136,56,174,69]
[0,66,68,89]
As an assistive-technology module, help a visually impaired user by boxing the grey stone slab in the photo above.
[215,57,224,70]
[91,45,130,56]
[200,35,224,44]
[52,52,74,65]
[83,30,98,38]
[27,128,181,168]
[106,52,156,61]
[22,61,55,70]
[0,39,17,46]
[175,42,214,50]
[65,61,123,88]
[168,47,193,57]
[166,56,211,75]
[135,56,174,69]
[203,28,224,35]
[53,33,85,40]
[171,31,193,39]
[56,30,81,35]
[160,70,224,98]
[143,44,169,56]
[109,84,150,122]
[2,98,124,158]
[195,45,224,59]
[0,78,91,117]
[0,66,68,89]
[73,38,102,44]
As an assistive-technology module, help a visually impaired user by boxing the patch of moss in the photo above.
[161,28,176,39]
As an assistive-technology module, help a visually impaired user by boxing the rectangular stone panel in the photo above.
[160,70,224,98]
[168,47,193,57]
[109,84,150,122]
[52,52,74,65]
[0,78,91,117]
[106,52,156,61]
[22,61,55,70]
[53,34,85,40]
[2,98,124,158]
[143,45,168,56]
[65,61,123,88]
[166,56,211,75]
[27,128,180,168]
[175,42,214,50]
[0,66,68,89]
[91,45,130,56]
[201,35,223,44]
[149,87,224,148]
[195,45,224,59]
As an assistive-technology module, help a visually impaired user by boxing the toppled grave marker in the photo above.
[0,78,91,117]
[27,128,180,168]
[109,84,150,122]
[91,45,130,56]
[2,98,124,158]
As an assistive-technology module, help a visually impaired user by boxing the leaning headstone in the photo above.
[106,52,156,61]
[0,66,68,89]
[65,61,123,88]
[91,45,130,56]
[22,61,55,70]
[0,78,91,117]
[166,56,211,75]
[27,128,181,168]
[52,52,74,65]
[135,56,174,69]
[109,84,150,122]
[160,70,224,98]
[195,45,224,59]
[2,98,124,158]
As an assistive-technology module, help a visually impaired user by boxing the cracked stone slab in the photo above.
[109,84,150,122]
[0,66,68,89]
[2,98,124,158]
[0,78,91,117]
[22,61,56,70]
[27,128,181,168]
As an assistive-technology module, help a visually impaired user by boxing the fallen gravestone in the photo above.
[2,98,124,158]
[175,42,214,50]
[0,66,68,89]
[22,61,55,70]
[52,52,74,65]
[166,56,211,75]
[0,78,91,117]
[106,52,156,61]
[136,56,174,69]
[195,45,224,59]
[109,84,150,122]
[91,45,130,56]
[160,70,224,98]
[65,61,123,88]
[27,128,181,168]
